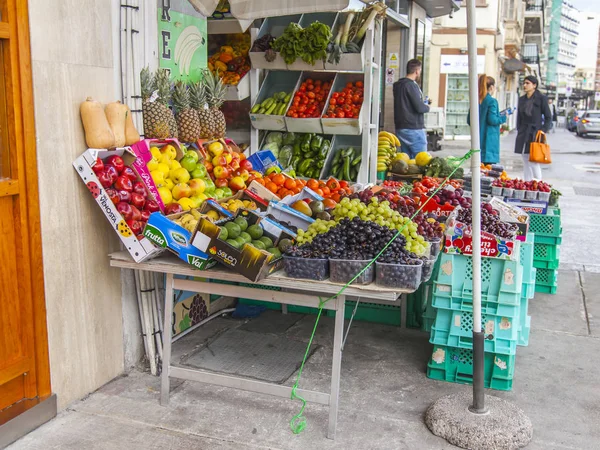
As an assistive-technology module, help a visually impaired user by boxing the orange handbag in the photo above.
[529,131,552,164]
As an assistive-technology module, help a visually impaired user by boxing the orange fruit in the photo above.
[272,174,286,186]
[320,186,331,197]
[318,180,327,189]
[266,181,279,194]
[256,178,266,186]
[307,179,319,190]
[278,188,290,198]
[284,178,296,190]
[291,186,302,195]
[331,193,341,203]
[314,188,324,197]
[297,179,307,187]
[323,198,337,209]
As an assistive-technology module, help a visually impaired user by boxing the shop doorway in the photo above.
[0,0,53,445]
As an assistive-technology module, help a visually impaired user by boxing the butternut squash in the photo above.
[80,97,115,149]
[105,101,127,147]
[124,105,141,145]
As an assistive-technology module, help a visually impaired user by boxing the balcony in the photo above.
[522,43,540,65]
[560,24,579,36]
[524,0,544,38]
[525,0,544,12]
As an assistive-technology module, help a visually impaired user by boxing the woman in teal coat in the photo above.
[467,75,508,164]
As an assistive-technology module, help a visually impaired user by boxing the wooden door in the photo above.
[0,0,51,417]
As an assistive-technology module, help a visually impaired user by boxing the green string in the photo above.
[289,148,479,434]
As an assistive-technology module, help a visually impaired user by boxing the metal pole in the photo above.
[466,0,485,414]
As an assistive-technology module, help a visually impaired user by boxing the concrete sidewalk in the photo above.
[9,129,600,450]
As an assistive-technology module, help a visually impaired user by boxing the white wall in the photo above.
[437,0,500,30]
[29,0,133,410]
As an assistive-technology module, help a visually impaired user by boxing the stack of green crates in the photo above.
[529,207,561,294]
[426,235,535,391]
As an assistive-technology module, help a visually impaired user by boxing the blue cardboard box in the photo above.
[143,212,216,270]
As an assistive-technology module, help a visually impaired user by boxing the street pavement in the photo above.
[8,128,600,450]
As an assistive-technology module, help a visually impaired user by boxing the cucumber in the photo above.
[341,147,354,157]
[251,103,261,113]
[265,103,277,115]
[351,155,362,166]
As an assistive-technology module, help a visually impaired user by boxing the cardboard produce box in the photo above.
[143,211,216,270]
[73,148,163,263]
[191,209,294,282]
[444,206,520,261]
[489,197,529,242]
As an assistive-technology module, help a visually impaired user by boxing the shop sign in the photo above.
[388,52,399,69]
[158,0,208,82]
[440,54,485,74]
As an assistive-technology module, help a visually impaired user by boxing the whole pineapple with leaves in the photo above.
[173,81,201,143]
[154,68,178,139]
[189,80,208,137]
[202,69,227,139]
[141,67,170,139]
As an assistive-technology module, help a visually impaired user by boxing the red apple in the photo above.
[204,161,214,173]
[105,155,125,174]
[105,165,119,184]
[215,178,229,188]
[234,168,250,181]
[97,171,113,188]
[144,200,160,213]
[132,181,147,197]
[126,219,143,236]
[117,202,133,221]
[105,188,119,204]
[92,157,105,174]
[240,159,253,171]
[117,189,131,203]
[130,205,142,221]
[213,165,230,179]
[130,192,146,210]
[164,203,183,215]
[212,154,228,167]
[114,175,133,192]
[141,210,151,222]
[228,176,246,191]
[230,160,240,171]
[122,166,137,181]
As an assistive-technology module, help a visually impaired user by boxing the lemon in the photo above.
[415,151,432,167]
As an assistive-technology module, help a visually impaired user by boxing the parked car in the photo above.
[576,111,600,137]
[567,109,586,131]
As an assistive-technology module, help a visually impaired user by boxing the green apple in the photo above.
[169,167,191,184]
[180,155,197,173]
[191,165,208,179]
[203,178,216,193]
[221,187,233,198]
[213,188,225,199]
[185,150,199,163]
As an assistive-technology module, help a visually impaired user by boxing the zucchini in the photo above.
[251,103,261,113]
[351,155,362,166]
[341,147,354,157]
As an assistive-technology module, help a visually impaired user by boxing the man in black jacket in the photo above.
[393,59,430,158]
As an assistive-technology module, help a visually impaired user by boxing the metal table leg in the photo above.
[328,295,345,439]
[160,273,174,406]
[401,293,407,328]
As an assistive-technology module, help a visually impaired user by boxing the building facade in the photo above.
[575,12,600,94]
[546,0,579,89]
[426,0,526,138]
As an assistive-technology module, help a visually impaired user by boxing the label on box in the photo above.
[504,198,548,215]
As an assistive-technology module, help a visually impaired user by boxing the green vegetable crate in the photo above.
[249,15,300,70]
[285,71,335,134]
[324,12,366,71]
[249,71,300,131]
[321,134,363,182]
[427,345,515,391]
[321,73,364,135]
[285,13,337,71]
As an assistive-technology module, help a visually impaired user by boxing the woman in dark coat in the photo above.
[514,75,552,181]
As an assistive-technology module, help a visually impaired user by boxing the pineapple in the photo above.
[141,67,170,139]
[173,81,201,143]
[154,68,178,139]
[202,69,227,139]
[190,81,212,139]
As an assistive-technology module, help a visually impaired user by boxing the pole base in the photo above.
[425,392,533,450]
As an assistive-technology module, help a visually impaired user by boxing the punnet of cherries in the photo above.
[456,203,518,239]
[430,186,472,209]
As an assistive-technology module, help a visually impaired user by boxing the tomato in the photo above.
[314,87,321,94]
[332,92,339,98]
[346,82,353,88]
[307,84,314,91]
[337,96,345,104]
[329,98,337,106]
[356,81,363,88]
[302,97,309,104]
[315,80,322,86]
[339,180,349,189]
[307,92,316,99]
[337,111,345,118]
[342,104,352,112]
[352,95,361,103]
[299,85,306,92]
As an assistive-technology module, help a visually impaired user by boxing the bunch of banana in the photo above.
[377,131,400,173]
[173,209,203,233]
[221,198,258,213]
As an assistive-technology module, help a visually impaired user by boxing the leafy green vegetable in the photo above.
[273,21,332,65]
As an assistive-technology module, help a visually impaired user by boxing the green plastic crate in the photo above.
[432,292,521,318]
[427,345,515,391]
[533,242,560,263]
[529,208,561,238]
[332,301,402,326]
[288,305,322,315]
[238,299,282,311]
[534,234,562,245]
[535,284,558,294]
[430,309,519,355]
[519,233,536,287]
[434,253,524,306]
[535,267,558,286]
[533,259,560,270]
